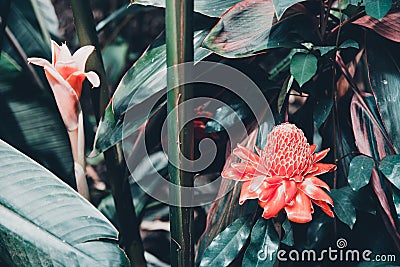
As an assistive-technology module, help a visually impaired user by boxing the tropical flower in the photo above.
[28,40,100,131]
[221,123,336,223]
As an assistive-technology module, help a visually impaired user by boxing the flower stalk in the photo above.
[166,0,195,266]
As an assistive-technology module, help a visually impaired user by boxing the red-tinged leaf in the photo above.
[202,0,311,58]
[353,11,400,42]
[350,93,400,248]
[366,34,400,153]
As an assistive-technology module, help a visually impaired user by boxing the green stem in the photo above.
[166,0,195,266]
[70,0,108,120]
[70,1,146,266]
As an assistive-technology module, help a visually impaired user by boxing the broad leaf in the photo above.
[330,187,357,229]
[347,155,374,191]
[199,215,253,267]
[273,0,304,19]
[366,34,400,153]
[3,2,50,62]
[202,0,308,58]
[102,38,130,86]
[313,97,333,129]
[339,39,359,50]
[205,100,251,133]
[353,11,400,42]
[277,75,293,112]
[350,93,400,243]
[0,140,129,266]
[290,52,318,87]
[93,30,211,154]
[243,218,279,266]
[96,4,147,32]
[379,154,400,189]
[281,218,294,246]
[365,0,392,20]
[392,188,400,221]
[133,0,242,18]
[0,52,75,187]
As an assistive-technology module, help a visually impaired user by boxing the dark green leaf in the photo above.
[0,52,75,187]
[379,154,400,189]
[392,187,400,221]
[342,0,365,8]
[352,187,377,215]
[290,52,318,87]
[313,97,333,129]
[199,215,252,267]
[281,218,294,246]
[202,0,307,58]
[277,75,293,112]
[330,186,357,229]
[96,4,147,32]
[365,0,392,20]
[339,39,359,50]
[243,218,279,266]
[0,140,129,266]
[133,0,242,17]
[93,30,211,154]
[4,2,50,62]
[272,0,304,19]
[348,155,374,191]
[102,38,129,86]
[314,45,336,56]
[205,100,251,133]
[366,35,400,153]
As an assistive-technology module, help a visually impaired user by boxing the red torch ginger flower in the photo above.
[222,123,336,223]
[28,40,100,131]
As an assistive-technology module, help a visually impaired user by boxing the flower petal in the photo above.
[284,180,297,204]
[312,200,334,218]
[249,175,265,192]
[27,57,52,68]
[73,45,95,72]
[259,182,281,201]
[265,176,283,184]
[85,71,100,87]
[44,65,80,131]
[51,40,61,64]
[309,144,317,154]
[221,167,252,181]
[58,43,73,62]
[259,184,286,219]
[239,180,262,204]
[285,190,313,223]
[308,163,336,176]
[299,181,333,206]
[231,162,257,176]
[66,72,87,98]
[313,148,330,162]
[233,144,260,163]
[304,176,331,191]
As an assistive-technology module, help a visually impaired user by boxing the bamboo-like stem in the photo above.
[70,1,146,266]
[70,0,107,120]
[166,0,195,266]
